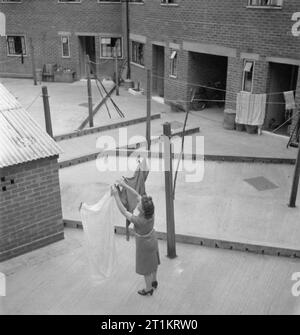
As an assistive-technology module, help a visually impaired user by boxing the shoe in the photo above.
[152,281,158,289]
[137,289,154,296]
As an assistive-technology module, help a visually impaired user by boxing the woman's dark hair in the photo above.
[141,195,154,219]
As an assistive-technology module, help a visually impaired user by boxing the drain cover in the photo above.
[244,176,279,191]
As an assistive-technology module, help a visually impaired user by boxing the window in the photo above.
[7,35,26,56]
[161,0,176,4]
[131,41,144,66]
[1,1,22,2]
[58,0,80,3]
[98,0,121,2]
[170,49,177,77]
[61,36,70,57]
[248,0,283,8]
[100,37,122,58]
[242,60,254,92]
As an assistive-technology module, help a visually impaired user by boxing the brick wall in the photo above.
[0,0,123,79]
[128,0,300,114]
[0,156,64,261]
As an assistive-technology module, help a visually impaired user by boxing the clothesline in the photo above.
[151,73,299,98]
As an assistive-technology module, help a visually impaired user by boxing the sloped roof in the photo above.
[0,83,62,168]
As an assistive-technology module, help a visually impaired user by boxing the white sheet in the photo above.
[80,190,124,282]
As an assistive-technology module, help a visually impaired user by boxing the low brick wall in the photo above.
[0,156,64,262]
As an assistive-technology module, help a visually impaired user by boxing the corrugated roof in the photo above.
[0,83,62,168]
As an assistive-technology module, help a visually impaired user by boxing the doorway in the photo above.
[152,45,165,98]
[79,36,96,78]
[266,63,298,135]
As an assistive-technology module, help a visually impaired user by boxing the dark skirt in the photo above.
[135,230,160,275]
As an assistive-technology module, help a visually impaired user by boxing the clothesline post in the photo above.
[289,141,300,208]
[146,69,151,151]
[42,86,53,138]
[29,37,37,86]
[163,122,177,259]
[86,55,94,128]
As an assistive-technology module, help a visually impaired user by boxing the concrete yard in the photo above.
[1,229,300,315]
[60,157,300,251]
[1,78,297,161]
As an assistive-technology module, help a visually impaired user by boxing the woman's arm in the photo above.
[111,186,133,221]
[118,179,142,202]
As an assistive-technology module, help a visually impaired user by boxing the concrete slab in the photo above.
[59,158,300,251]
[1,229,300,315]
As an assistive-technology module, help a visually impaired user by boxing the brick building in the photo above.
[0,0,300,133]
[0,83,63,261]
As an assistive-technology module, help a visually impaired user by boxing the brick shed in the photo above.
[0,83,64,262]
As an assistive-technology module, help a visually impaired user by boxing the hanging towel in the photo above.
[80,191,124,282]
[236,92,267,126]
[283,91,296,110]
[236,92,251,125]
[118,158,149,240]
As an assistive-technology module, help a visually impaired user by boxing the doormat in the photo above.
[244,176,279,191]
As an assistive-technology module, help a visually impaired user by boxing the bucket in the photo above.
[246,125,258,134]
[236,123,245,132]
[223,109,236,130]
[35,68,42,83]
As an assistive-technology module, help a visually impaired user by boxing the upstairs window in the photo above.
[248,0,283,8]
[131,41,144,66]
[161,0,176,4]
[7,35,26,56]
[58,0,81,3]
[100,37,122,58]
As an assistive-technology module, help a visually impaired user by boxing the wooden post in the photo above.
[146,69,151,151]
[29,37,37,86]
[163,122,177,259]
[115,52,119,96]
[42,86,53,138]
[86,55,94,128]
[289,143,300,208]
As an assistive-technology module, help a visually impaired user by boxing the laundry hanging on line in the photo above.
[236,92,267,126]
[283,91,296,110]
[80,191,124,282]
[118,158,149,241]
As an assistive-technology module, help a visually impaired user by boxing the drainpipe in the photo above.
[126,0,131,79]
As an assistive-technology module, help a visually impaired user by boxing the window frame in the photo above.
[131,40,145,67]
[61,35,71,58]
[6,34,27,57]
[247,0,283,9]
[169,49,178,78]
[242,60,255,93]
[99,36,123,59]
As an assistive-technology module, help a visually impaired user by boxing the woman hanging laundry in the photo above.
[111,179,160,296]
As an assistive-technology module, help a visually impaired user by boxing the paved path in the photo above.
[1,229,300,315]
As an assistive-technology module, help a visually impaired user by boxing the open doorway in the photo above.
[78,36,96,78]
[188,52,228,111]
[152,45,165,98]
[265,63,298,135]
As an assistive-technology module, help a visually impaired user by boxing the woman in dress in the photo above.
[111,179,160,296]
